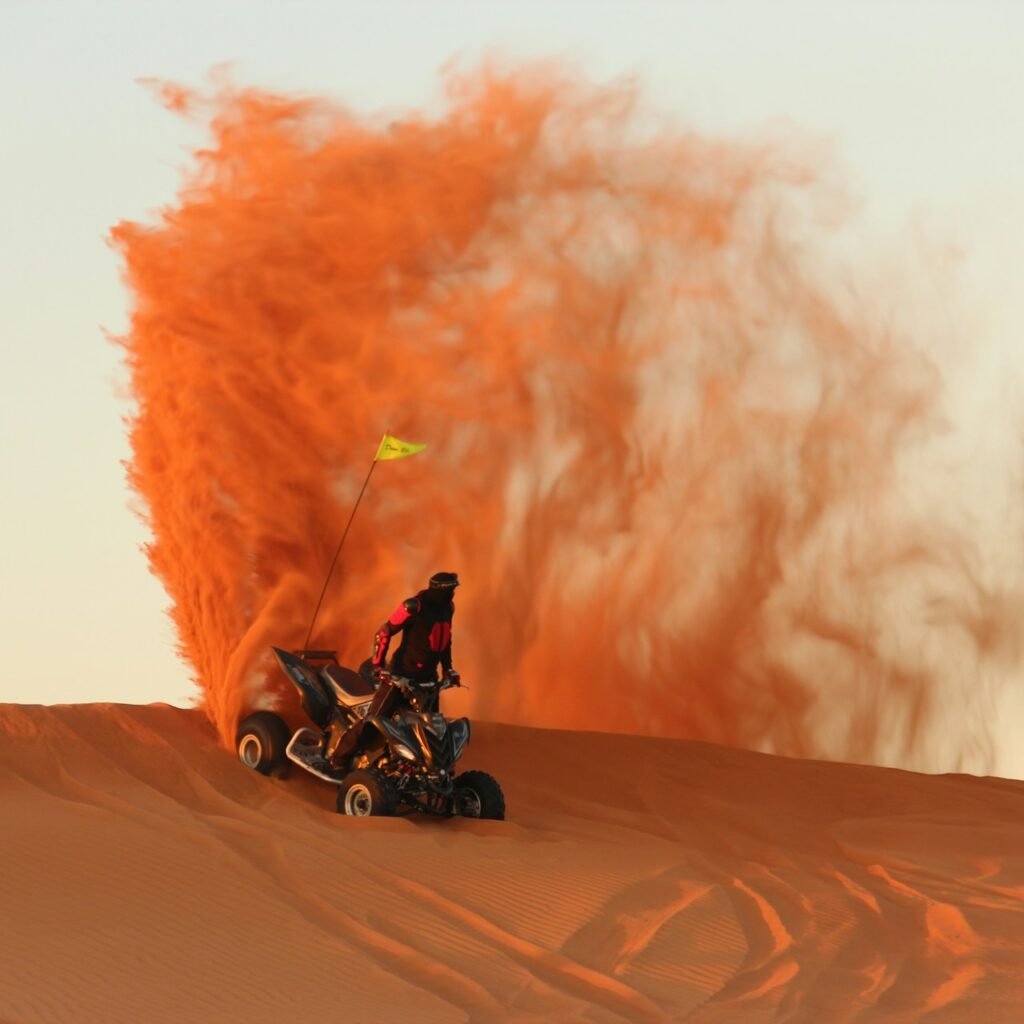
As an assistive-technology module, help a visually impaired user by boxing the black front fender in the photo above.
[364,715,419,762]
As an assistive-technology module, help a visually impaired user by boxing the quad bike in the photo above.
[235,647,505,820]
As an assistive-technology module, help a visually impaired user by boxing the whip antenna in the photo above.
[301,431,427,651]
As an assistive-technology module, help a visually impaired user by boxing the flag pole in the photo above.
[301,436,383,652]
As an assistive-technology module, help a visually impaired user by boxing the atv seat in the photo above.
[321,663,375,707]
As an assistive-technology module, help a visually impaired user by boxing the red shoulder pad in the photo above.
[388,597,419,628]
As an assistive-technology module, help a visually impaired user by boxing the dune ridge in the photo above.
[1,703,1021,1022]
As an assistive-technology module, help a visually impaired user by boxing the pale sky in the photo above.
[2,0,1022,774]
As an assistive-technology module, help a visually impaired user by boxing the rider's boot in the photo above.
[326,721,364,774]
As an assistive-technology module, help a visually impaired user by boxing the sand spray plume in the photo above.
[111,63,1019,768]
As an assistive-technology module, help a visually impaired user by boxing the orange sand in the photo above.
[2,703,1021,1022]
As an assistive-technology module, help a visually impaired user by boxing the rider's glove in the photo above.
[443,670,462,688]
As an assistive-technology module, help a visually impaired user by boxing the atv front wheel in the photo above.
[236,712,291,776]
[453,770,505,820]
[336,769,398,817]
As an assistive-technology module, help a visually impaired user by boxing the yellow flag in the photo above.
[374,433,427,461]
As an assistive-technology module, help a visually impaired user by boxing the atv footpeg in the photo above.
[286,728,344,784]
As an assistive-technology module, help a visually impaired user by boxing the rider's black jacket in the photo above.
[372,588,454,680]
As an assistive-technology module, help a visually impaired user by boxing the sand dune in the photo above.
[1,704,1021,1022]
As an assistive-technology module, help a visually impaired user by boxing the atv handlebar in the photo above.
[378,672,463,693]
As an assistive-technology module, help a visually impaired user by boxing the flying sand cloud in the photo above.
[110,61,1018,769]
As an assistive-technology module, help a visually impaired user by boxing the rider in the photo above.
[326,571,462,768]
[370,570,461,686]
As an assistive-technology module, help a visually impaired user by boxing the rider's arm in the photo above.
[371,597,419,666]
[439,604,455,678]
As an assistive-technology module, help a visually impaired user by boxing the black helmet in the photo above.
[428,571,459,590]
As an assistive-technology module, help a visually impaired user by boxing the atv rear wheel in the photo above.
[336,769,398,817]
[236,712,291,776]
[453,770,505,820]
